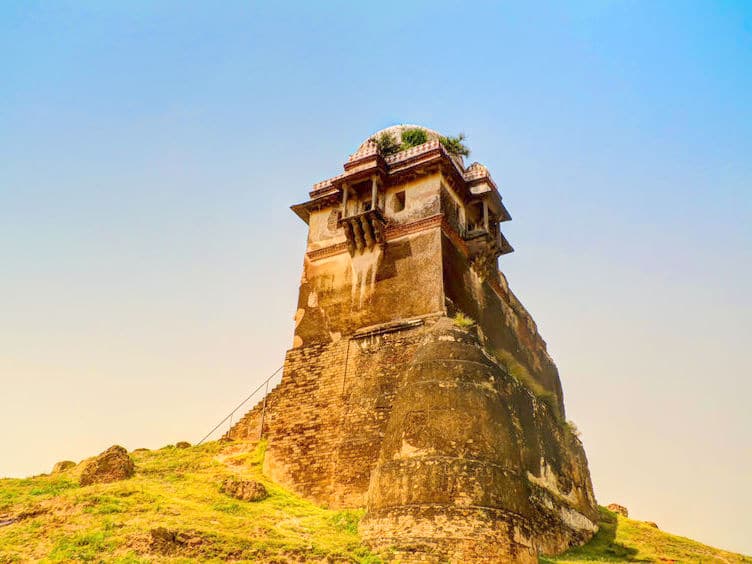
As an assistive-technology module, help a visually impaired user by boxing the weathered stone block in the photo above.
[220,477,268,502]
[79,445,135,486]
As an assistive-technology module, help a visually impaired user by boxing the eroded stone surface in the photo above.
[361,320,598,562]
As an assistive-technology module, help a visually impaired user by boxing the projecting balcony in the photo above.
[338,208,387,255]
[463,225,514,258]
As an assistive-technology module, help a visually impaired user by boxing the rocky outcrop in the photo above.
[79,445,135,486]
[175,441,191,449]
[361,319,599,562]
[51,460,75,473]
[607,503,629,517]
[149,527,205,555]
[220,477,268,502]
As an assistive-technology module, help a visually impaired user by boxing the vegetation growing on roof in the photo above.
[371,127,471,158]
[371,131,401,156]
[439,133,470,157]
[399,127,429,148]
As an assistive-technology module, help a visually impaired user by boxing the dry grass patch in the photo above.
[0,441,380,563]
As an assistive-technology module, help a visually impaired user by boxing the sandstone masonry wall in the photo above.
[226,323,429,507]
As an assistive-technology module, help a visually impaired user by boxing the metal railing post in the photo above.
[259,379,270,440]
[196,364,282,445]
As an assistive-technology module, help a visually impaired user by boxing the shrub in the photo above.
[452,312,475,328]
[439,133,470,157]
[400,127,428,148]
[371,131,401,156]
[566,420,582,438]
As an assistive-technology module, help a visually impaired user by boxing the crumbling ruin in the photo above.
[226,125,599,562]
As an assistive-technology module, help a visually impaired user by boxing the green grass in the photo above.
[541,507,751,563]
[1,444,748,563]
[0,441,380,563]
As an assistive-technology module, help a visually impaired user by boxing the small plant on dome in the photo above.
[400,127,429,149]
[439,133,470,157]
[371,131,401,156]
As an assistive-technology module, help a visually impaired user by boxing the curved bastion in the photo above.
[361,318,598,562]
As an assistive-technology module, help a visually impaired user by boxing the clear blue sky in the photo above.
[1,0,750,554]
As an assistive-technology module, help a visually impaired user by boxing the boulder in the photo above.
[175,441,191,449]
[220,477,268,502]
[52,460,76,473]
[149,527,204,555]
[607,503,629,517]
[79,445,135,486]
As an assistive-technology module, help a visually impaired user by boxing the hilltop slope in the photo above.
[0,441,748,563]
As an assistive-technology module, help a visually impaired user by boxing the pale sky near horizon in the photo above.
[1,0,751,555]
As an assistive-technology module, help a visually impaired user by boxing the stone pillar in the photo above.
[371,176,378,211]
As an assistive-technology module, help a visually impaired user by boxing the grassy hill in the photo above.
[0,441,748,563]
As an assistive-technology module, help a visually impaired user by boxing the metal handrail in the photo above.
[196,365,283,445]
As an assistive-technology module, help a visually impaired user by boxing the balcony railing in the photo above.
[338,208,386,254]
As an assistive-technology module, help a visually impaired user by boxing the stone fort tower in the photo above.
[227,125,599,562]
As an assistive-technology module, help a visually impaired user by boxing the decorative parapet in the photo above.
[464,162,490,182]
[310,175,344,198]
[384,140,466,179]
[311,140,468,198]
[383,139,440,164]
[346,139,379,163]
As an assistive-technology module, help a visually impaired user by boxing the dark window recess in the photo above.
[393,191,406,212]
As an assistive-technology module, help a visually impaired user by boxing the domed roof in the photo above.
[358,124,442,152]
